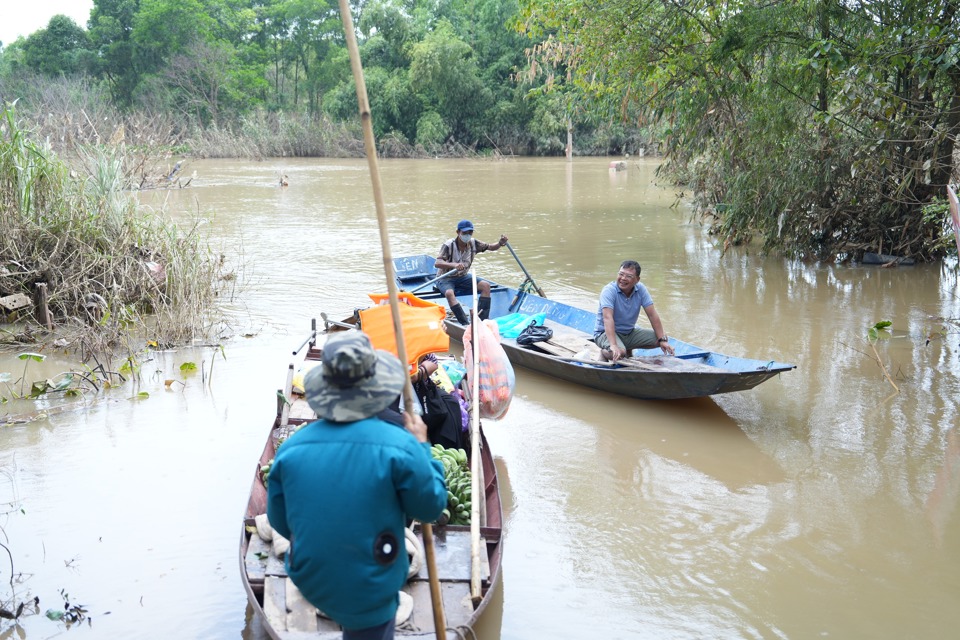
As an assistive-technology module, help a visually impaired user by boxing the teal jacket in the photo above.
[266,417,447,630]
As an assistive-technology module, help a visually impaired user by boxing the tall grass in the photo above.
[188,110,365,159]
[0,103,230,361]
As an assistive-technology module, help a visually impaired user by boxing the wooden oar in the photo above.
[320,312,356,332]
[410,270,454,294]
[504,241,546,297]
[337,2,446,637]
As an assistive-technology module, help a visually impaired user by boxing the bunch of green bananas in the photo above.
[430,444,472,526]
[260,459,273,487]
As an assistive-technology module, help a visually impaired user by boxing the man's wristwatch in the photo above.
[657,336,668,344]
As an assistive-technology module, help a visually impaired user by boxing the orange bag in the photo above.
[360,293,449,373]
[463,319,515,420]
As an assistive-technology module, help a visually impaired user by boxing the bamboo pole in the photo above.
[468,274,482,604]
[336,2,446,637]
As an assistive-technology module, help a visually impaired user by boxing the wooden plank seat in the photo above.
[288,395,316,421]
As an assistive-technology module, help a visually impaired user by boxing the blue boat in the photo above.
[391,255,796,401]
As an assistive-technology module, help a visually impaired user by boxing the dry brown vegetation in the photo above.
[1,103,232,363]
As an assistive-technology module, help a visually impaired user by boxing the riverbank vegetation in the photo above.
[518,0,960,261]
[0,1,655,161]
[0,105,230,360]
[1,1,958,262]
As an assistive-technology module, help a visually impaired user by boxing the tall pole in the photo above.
[337,2,447,637]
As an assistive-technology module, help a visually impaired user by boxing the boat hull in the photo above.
[240,347,503,639]
[395,254,795,401]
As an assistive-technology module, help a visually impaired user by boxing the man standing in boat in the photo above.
[434,219,508,324]
[266,331,447,639]
[594,260,675,362]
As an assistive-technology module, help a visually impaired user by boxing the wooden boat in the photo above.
[388,254,796,401]
[239,333,503,639]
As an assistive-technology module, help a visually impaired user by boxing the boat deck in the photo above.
[531,321,733,374]
[245,376,502,638]
[244,516,496,636]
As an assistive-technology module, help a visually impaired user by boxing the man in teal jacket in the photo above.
[267,331,447,639]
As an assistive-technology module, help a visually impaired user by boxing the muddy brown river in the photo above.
[1,157,958,639]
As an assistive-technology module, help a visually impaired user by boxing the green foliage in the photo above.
[518,0,960,260]
[921,198,959,257]
[1,0,651,158]
[409,19,493,142]
[88,0,141,106]
[21,15,94,76]
[868,321,893,342]
[415,111,448,148]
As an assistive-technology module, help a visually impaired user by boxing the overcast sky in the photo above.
[0,0,94,48]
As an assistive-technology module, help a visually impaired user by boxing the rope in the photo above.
[451,625,479,639]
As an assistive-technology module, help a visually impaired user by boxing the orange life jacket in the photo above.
[360,292,450,372]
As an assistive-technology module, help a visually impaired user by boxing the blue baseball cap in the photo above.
[457,220,474,232]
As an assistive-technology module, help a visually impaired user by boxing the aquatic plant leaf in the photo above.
[17,352,45,362]
[867,320,893,341]
[52,374,75,391]
[179,362,198,373]
[30,381,51,396]
[45,609,64,621]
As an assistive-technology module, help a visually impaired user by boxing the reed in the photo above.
[0,104,230,362]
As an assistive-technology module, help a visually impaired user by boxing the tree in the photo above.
[132,0,216,77]
[21,15,93,77]
[162,41,235,125]
[88,0,141,106]
[409,19,491,144]
[518,0,960,260]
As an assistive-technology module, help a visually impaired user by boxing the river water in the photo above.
[1,157,958,639]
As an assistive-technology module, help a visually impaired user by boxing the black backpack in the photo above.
[414,377,466,450]
[516,320,553,346]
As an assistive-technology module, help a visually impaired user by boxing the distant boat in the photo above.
[391,255,796,401]
[862,252,915,266]
[239,333,503,639]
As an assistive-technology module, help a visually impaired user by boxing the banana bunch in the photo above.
[430,444,472,526]
[260,459,273,487]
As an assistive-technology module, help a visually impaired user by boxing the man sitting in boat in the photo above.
[266,331,447,639]
[434,219,508,324]
[594,260,676,361]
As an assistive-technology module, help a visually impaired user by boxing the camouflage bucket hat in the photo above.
[304,331,406,422]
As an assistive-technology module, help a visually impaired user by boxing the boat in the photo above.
[385,254,796,401]
[239,328,503,639]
